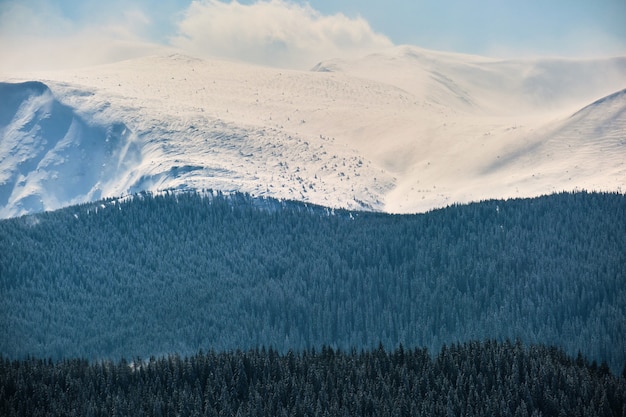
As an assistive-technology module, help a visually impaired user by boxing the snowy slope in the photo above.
[1,46,625,217]
[315,46,626,116]
[0,81,142,218]
[480,88,626,193]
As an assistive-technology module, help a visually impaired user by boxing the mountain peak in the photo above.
[571,87,626,117]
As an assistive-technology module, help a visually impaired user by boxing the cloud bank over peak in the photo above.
[0,1,171,72]
[171,0,393,69]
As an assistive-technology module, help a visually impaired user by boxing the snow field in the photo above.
[1,46,625,217]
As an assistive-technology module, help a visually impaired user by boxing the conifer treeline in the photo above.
[0,191,624,370]
[2,341,625,417]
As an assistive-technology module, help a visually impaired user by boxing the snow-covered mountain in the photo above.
[1,46,625,218]
[0,81,141,216]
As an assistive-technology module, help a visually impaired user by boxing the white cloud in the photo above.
[170,0,394,69]
[0,1,169,72]
[0,1,73,38]
[0,0,392,73]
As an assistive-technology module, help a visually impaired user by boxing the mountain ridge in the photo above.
[1,47,625,218]
[0,81,141,218]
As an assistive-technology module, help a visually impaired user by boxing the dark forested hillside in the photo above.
[0,191,624,371]
[2,341,625,417]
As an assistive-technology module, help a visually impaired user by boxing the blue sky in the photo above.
[310,0,626,55]
[1,0,625,70]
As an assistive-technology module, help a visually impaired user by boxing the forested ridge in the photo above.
[0,191,624,372]
[2,341,626,417]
